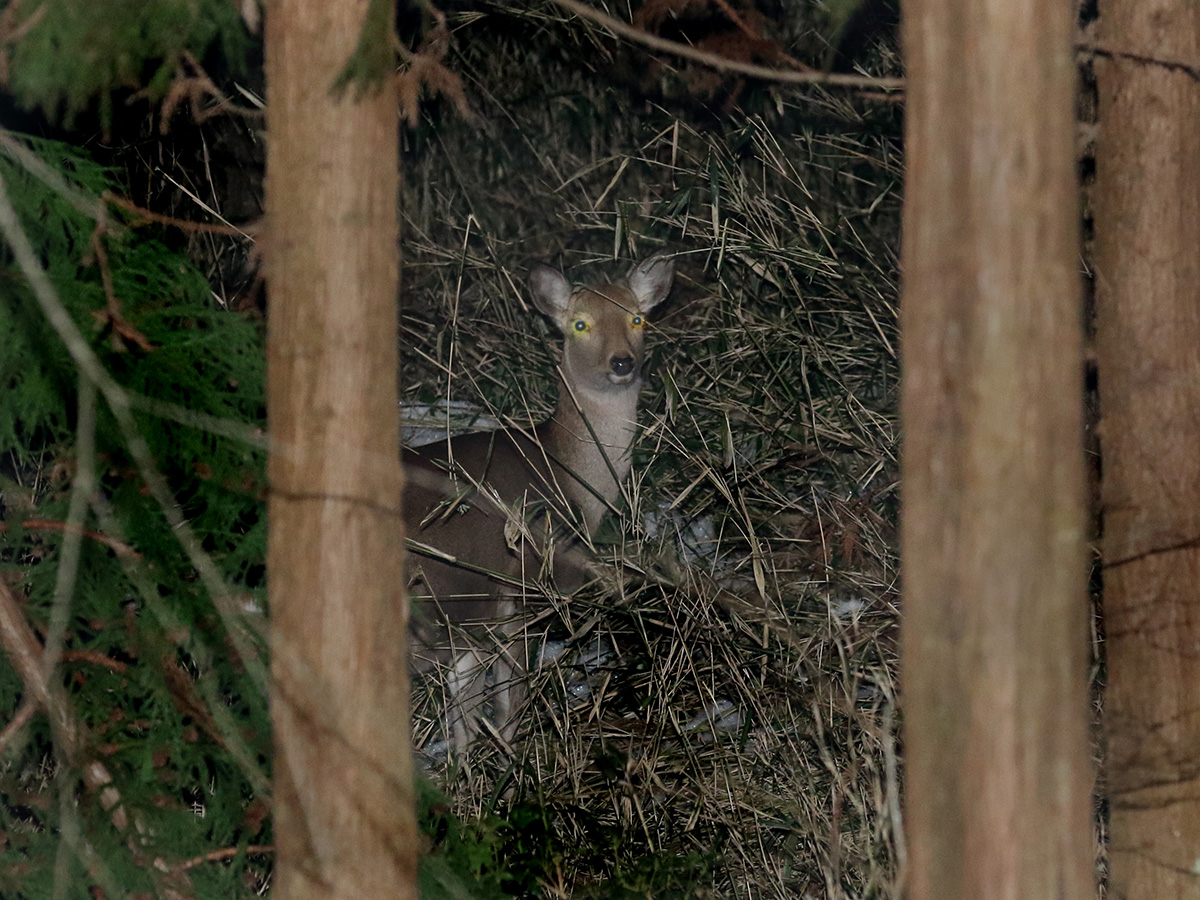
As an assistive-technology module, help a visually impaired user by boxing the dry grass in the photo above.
[400,5,905,896]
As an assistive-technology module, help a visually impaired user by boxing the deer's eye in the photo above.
[630,314,644,328]
[573,319,589,332]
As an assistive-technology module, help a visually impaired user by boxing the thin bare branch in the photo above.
[175,843,275,873]
[16,519,141,559]
[0,695,37,755]
[40,377,96,686]
[548,0,904,92]
[105,192,257,238]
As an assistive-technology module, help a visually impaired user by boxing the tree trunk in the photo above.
[264,3,416,899]
[1093,4,1200,898]
[899,0,1095,897]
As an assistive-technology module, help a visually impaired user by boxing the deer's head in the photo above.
[529,256,675,394]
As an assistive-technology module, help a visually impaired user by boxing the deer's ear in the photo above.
[529,265,573,317]
[626,256,675,312]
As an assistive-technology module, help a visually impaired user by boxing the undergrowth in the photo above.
[400,5,904,897]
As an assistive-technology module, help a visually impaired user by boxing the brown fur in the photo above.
[403,257,674,750]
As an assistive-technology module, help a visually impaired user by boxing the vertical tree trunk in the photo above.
[900,1,1094,898]
[1094,4,1200,898]
[264,3,416,899]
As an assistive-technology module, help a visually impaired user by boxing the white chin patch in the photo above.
[608,372,636,385]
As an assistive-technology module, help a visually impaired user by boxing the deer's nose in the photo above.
[610,355,634,377]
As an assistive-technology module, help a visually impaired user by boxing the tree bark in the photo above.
[899,1,1095,898]
[264,3,416,899]
[1093,4,1200,898]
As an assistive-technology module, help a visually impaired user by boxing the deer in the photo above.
[403,256,675,752]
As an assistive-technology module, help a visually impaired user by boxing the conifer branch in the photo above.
[0,128,107,223]
[0,168,270,698]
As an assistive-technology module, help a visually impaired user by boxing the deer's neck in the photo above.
[542,379,642,536]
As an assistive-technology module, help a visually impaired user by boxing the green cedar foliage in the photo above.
[4,0,252,127]
[0,135,269,898]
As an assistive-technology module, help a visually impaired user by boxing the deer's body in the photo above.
[403,257,674,750]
